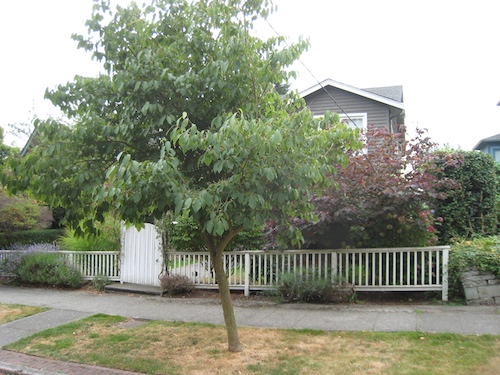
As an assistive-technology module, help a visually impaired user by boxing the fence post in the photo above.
[442,246,449,302]
[331,251,338,283]
[244,252,250,297]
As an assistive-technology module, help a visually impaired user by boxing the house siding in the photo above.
[304,86,391,130]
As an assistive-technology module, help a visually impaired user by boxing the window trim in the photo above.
[339,112,367,130]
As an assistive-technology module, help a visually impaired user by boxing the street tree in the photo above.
[2,0,360,351]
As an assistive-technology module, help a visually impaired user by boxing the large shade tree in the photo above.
[3,0,359,351]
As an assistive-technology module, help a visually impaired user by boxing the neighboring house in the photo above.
[473,100,500,163]
[300,78,405,133]
[474,134,500,163]
[297,79,406,249]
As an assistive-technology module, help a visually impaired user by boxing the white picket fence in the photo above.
[167,246,449,301]
[0,250,120,281]
[1,246,449,301]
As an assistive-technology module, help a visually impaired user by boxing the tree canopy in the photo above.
[2,0,360,351]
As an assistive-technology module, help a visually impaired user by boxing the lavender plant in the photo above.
[0,243,59,276]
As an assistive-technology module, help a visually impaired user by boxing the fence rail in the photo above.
[0,250,120,281]
[167,246,449,301]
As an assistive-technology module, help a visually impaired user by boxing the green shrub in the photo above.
[0,188,53,234]
[159,274,194,295]
[448,236,500,299]
[350,209,438,248]
[92,274,111,291]
[0,229,65,248]
[276,272,354,303]
[495,163,500,230]
[434,151,498,242]
[17,253,81,288]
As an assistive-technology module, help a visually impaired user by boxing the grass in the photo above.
[0,303,48,325]
[4,313,500,375]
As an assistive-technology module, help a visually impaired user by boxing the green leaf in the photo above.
[263,167,276,182]
[269,129,282,145]
[132,192,142,203]
[206,220,213,234]
[248,195,257,209]
[174,194,183,215]
[192,198,202,213]
[141,101,150,115]
[214,220,225,236]
[105,165,117,179]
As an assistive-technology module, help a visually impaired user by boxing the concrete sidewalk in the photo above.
[1,285,499,374]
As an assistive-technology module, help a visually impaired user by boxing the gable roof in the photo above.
[299,78,405,110]
[363,85,403,103]
[474,133,500,150]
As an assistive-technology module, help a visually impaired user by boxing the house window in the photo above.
[339,113,367,130]
[491,147,500,163]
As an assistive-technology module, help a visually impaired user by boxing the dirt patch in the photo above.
[353,291,447,305]
[167,288,448,306]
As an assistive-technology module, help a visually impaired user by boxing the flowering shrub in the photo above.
[1,242,81,288]
[17,252,81,288]
[0,243,59,277]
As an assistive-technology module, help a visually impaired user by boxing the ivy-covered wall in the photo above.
[435,151,498,242]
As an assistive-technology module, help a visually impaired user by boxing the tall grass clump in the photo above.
[59,215,120,251]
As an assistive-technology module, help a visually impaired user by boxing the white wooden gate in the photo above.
[120,223,164,286]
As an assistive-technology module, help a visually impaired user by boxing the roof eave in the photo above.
[299,78,405,110]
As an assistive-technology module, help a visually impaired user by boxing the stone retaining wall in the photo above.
[461,269,500,305]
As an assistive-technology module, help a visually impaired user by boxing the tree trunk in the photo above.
[212,250,242,352]
[204,228,243,353]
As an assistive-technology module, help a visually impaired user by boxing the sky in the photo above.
[1,0,499,150]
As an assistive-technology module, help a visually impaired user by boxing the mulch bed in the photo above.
[178,288,445,305]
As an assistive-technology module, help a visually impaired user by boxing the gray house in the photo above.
[297,79,406,249]
[474,134,500,163]
[472,101,500,163]
[300,78,405,133]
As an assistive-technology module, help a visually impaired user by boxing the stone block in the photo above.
[462,269,500,305]
[462,270,481,277]
[461,270,497,288]
[464,286,479,300]
[478,284,500,299]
